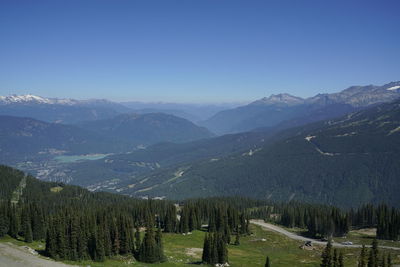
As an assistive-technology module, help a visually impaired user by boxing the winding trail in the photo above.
[0,242,78,267]
[250,219,400,251]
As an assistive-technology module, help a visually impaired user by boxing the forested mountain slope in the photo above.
[77,113,214,146]
[122,99,400,208]
[48,130,276,186]
[0,116,132,163]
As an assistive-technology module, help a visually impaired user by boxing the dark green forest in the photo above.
[1,165,400,265]
[123,99,400,208]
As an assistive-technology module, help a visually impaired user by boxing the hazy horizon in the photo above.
[1,0,399,102]
[1,79,399,105]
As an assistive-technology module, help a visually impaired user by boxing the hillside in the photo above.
[120,99,400,208]
[201,82,400,134]
[0,115,131,163]
[77,112,214,146]
[40,130,277,186]
[120,101,240,122]
[1,165,400,267]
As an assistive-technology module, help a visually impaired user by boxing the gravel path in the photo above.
[250,219,400,251]
[0,242,78,267]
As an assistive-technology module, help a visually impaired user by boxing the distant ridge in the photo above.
[201,81,400,134]
[0,94,131,123]
[0,94,113,106]
[77,112,214,146]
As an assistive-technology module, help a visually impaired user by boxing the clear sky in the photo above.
[0,0,399,103]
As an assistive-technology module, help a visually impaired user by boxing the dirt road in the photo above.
[0,242,78,267]
[250,219,400,251]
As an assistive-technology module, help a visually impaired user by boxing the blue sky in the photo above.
[0,0,399,103]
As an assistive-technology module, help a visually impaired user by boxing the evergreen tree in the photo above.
[245,217,250,235]
[163,205,177,233]
[55,216,67,259]
[179,208,189,233]
[111,219,120,255]
[217,233,228,264]
[155,226,166,262]
[234,228,240,245]
[223,223,231,244]
[333,249,338,267]
[321,239,333,267]
[210,233,218,264]
[382,254,387,267]
[208,213,216,233]
[202,232,228,265]
[202,233,211,264]
[31,205,45,241]
[8,206,19,238]
[265,256,271,267]
[0,215,9,237]
[137,223,165,263]
[371,239,379,260]
[239,214,246,235]
[45,223,57,259]
[77,218,88,260]
[387,253,392,267]
[94,229,105,262]
[24,221,33,243]
[135,226,141,255]
[138,225,155,263]
[68,215,79,260]
[367,250,376,267]
[367,238,379,267]
[338,251,344,267]
[358,245,367,267]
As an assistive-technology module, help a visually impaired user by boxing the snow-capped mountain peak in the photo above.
[0,94,78,105]
[251,93,304,106]
[0,94,50,104]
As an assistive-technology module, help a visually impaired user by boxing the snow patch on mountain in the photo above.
[334,132,357,137]
[305,135,316,141]
[387,85,400,91]
[0,94,79,105]
[388,126,400,135]
[252,93,304,106]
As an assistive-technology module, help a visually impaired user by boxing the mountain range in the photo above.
[2,81,400,208]
[0,95,131,124]
[0,94,236,124]
[113,98,400,208]
[201,81,400,134]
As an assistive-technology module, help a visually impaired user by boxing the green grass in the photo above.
[2,225,400,267]
[334,229,400,249]
[0,235,45,251]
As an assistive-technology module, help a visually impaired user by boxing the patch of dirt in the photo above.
[50,186,63,193]
[351,228,376,236]
[185,247,203,257]
[0,242,77,267]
